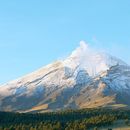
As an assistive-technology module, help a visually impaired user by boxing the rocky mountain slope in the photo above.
[0,41,130,112]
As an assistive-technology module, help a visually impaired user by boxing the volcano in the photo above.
[0,41,130,113]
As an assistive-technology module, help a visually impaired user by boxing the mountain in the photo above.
[0,41,130,113]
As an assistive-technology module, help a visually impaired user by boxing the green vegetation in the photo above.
[0,108,130,130]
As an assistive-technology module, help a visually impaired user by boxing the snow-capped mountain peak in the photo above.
[0,41,130,112]
[63,41,126,77]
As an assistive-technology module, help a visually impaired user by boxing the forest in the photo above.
[0,108,130,130]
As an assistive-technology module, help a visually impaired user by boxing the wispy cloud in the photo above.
[90,37,130,64]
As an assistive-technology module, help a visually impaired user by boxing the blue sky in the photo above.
[0,0,130,84]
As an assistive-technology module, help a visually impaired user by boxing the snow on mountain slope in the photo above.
[0,61,75,97]
[64,41,126,76]
[0,41,130,112]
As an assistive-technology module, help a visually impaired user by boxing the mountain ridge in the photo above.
[0,41,130,113]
